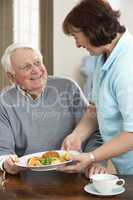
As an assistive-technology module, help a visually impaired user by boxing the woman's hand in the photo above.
[85,163,108,178]
[61,133,82,151]
[58,152,92,173]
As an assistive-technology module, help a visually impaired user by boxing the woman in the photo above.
[61,0,133,177]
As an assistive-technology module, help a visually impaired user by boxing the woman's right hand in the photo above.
[61,133,82,151]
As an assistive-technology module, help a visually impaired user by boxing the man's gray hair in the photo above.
[1,43,43,73]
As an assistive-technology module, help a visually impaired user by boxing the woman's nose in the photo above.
[77,44,81,48]
[76,41,81,48]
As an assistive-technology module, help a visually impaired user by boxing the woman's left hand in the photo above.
[85,163,108,178]
[58,152,92,173]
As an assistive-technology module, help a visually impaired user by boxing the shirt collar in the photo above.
[17,85,44,100]
[101,29,129,71]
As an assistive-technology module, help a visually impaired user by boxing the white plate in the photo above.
[84,183,125,196]
[15,150,79,171]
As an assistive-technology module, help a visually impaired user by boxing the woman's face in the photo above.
[72,31,106,56]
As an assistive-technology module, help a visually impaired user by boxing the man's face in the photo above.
[10,48,47,94]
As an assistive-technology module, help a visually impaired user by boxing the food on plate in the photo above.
[27,151,71,167]
[28,157,42,166]
[42,151,60,159]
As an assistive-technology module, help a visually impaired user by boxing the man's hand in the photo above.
[85,163,108,178]
[3,155,23,175]
[61,133,82,151]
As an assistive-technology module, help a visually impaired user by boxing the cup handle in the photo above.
[116,179,125,187]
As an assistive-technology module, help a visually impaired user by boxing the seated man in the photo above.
[0,43,106,175]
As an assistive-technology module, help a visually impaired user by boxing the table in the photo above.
[0,171,132,200]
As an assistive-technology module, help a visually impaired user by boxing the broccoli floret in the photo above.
[40,157,53,165]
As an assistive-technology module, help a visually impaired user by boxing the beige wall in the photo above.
[53,0,88,86]
[120,0,133,34]
[109,0,133,34]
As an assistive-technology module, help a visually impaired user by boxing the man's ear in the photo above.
[6,72,16,84]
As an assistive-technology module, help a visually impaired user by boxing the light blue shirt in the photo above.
[91,30,133,174]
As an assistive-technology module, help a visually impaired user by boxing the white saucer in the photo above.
[84,183,125,196]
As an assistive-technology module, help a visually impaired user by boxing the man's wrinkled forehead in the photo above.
[11,47,35,57]
[11,48,38,66]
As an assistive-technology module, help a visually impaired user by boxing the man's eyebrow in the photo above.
[19,62,31,68]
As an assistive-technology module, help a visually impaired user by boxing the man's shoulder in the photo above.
[47,76,88,105]
[0,85,17,100]
[47,76,79,89]
[0,85,16,94]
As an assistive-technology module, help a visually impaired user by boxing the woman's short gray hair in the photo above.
[1,43,43,73]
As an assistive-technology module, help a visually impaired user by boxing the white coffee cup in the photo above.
[90,174,125,194]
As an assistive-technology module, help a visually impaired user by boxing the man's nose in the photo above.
[31,64,40,73]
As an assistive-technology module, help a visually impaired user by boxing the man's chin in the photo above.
[31,78,47,89]
[30,86,44,94]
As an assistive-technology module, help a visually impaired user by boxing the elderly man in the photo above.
[0,43,104,175]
